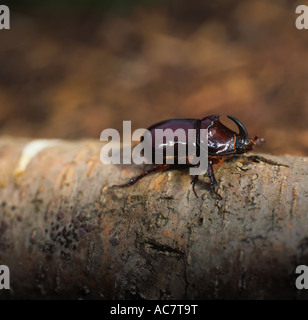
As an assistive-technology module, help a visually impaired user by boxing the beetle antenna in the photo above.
[227,115,249,138]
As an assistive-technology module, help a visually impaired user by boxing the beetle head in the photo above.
[227,115,264,154]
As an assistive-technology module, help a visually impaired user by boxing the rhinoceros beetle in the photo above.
[112,114,265,197]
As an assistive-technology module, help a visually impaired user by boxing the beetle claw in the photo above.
[209,180,221,200]
[190,175,199,198]
[212,185,222,200]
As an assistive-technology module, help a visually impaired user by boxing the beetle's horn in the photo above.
[227,115,249,138]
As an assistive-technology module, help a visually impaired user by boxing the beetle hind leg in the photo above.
[111,164,172,189]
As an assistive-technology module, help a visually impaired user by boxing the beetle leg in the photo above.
[207,161,222,199]
[111,164,172,189]
[190,175,199,198]
[247,155,289,168]
[207,160,217,188]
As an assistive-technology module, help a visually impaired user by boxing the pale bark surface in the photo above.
[0,137,307,299]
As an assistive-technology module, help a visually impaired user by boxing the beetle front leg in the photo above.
[247,155,289,168]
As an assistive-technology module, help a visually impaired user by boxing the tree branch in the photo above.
[0,137,307,299]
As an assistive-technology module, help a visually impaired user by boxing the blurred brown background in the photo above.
[0,0,307,155]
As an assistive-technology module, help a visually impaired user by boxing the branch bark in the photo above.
[0,137,307,299]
